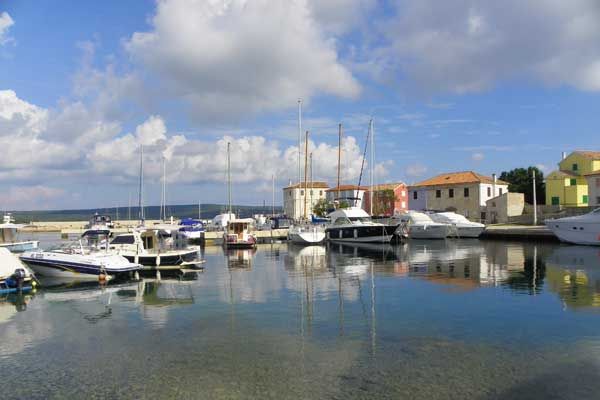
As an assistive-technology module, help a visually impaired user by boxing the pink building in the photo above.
[362,182,408,216]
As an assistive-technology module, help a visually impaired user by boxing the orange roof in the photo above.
[573,151,600,160]
[284,181,329,190]
[410,171,508,188]
[584,170,600,177]
[325,185,368,192]
[367,182,406,191]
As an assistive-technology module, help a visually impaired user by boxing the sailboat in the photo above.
[222,142,257,249]
[325,120,396,243]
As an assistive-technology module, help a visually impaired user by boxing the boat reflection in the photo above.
[0,292,33,319]
[224,247,257,269]
[545,245,600,310]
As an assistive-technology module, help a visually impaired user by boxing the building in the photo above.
[584,171,600,207]
[484,192,525,224]
[362,182,408,216]
[546,151,600,207]
[325,185,367,209]
[283,181,329,220]
[408,171,509,221]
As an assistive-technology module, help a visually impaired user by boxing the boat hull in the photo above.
[546,220,600,245]
[448,226,484,238]
[122,249,199,266]
[326,225,397,243]
[407,225,448,239]
[288,226,326,245]
[20,255,139,280]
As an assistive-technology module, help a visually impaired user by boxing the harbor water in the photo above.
[2,234,600,399]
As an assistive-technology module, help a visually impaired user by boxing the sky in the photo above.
[1,0,600,210]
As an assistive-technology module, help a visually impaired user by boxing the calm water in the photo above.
[2,235,600,399]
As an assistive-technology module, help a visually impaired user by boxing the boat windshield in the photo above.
[349,217,372,223]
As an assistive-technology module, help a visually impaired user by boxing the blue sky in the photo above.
[1,0,600,210]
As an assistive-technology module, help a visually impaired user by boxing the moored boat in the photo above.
[325,207,397,243]
[223,219,257,249]
[0,248,36,293]
[429,212,485,238]
[0,214,39,253]
[545,208,600,245]
[396,211,449,240]
[288,222,326,244]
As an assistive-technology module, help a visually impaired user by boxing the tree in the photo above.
[372,189,397,216]
[312,199,334,217]
[499,167,545,204]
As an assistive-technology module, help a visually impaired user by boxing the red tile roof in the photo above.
[573,151,600,160]
[325,185,368,192]
[284,181,329,189]
[410,171,508,188]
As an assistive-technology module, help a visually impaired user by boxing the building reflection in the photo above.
[224,247,258,270]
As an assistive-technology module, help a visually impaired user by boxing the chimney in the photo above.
[492,173,497,197]
[562,151,567,160]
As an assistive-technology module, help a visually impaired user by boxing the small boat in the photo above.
[223,219,257,249]
[20,248,140,281]
[396,211,449,240]
[0,248,36,293]
[545,208,600,245]
[325,207,397,243]
[288,222,326,244]
[178,218,205,244]
[429,212,485,238]
[82,213,114,238]
[0,214,39,253]
[109,227,200,266]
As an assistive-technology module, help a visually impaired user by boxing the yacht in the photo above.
[20,246,140,282]
[288,222,326,245]
[545,208,600,245]
[429,212,485,238]
[325,207,397,243]
[0,248,36,293]
[82,213,114,238]
[0,214,39,253]
[178,218,205,244]
[223,218,257,249]
[396,211,449,240]
[108,226,200,266]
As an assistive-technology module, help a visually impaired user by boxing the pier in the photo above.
[481,225,559,242]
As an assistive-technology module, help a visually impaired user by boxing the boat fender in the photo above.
[98,265,107,283]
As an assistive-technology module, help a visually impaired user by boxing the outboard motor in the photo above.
[11,268,27,290]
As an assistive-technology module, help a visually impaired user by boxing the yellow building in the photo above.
[545,151,600,206]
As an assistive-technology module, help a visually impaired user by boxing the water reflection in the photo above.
[224,247,258,269]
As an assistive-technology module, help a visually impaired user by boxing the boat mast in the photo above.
[161,156,167,221]
[271,174,275,217]
[198,201,201,220]
[298,99,302,186]
[138,143,145,224]
[303,131,309,219]
[227,142,232,218]
[310,152,313,217]
[369,119,374,216]
[337,124,342,205]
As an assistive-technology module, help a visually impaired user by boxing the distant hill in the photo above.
[8,204,283,223]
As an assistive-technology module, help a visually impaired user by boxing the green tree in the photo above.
[312,199,334,217]
[499,167,545,204]
[372,189,397,216]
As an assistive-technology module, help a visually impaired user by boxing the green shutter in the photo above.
[551,196,560,205]
[583,195,588,204]
[570,178,577,186]
[573,163,578,171]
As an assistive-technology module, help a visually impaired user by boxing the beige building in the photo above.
[584,171,600,207]
[283,182,329,220]
[408,171,509,222]
[326,185,367,208]
[484,192,525,224]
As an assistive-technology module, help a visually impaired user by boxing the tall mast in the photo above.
[310,152,313,216]
[298,99,302,185]
[337,123,342,204]
[198,201,201,220]
[138,143,145,224]
[369,119,374,216]
[303,131,309,219]
[128,191,131,221]
[161,156,167,221]
[227,142,232,217]
[271,174,275,217]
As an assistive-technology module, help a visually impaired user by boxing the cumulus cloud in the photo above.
[2,185,65,210]
[125,0,360,120]
[0,12,14,45]
[405,163,428,178]
[472,152,484,162]
[371,0,600,94]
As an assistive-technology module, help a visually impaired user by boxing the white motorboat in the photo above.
[82,213,114,238]
[20,248,140,281]
[0,248,36,293]
[178,218,205,244]
[223,218,257,249]
[0,214,39,253]
[325,207,397,243]
[109,226,200,266]
[545,208,600,245]
[429,212,485,238]
[396,211,449,240]
[288,222,326,244]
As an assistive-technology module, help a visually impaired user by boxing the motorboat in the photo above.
[20,246,140,282]
[0,248,36,293]
[325,207,397,243]
[82,213,114,238]
[178,218,205,244]
[108,226,200,266]
[545,208,600,245]
[208,213,236,231]
[288,222,326,244]
[429,212,485,238]
[0,214,39,253]
[223,218,257,249]
[396,211,449,240]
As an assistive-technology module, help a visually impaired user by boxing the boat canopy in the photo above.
[180,218,203,226]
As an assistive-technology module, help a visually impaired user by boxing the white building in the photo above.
[283,182,329,220]
[326,185,367,209]
[584,171,600,207]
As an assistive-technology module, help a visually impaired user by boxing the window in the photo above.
[449,189,454,198]
[487,187,491,197]
[401,201,406,208]
[464,187,469,197]
[596,178,600,188]
[570,178,577,186]
[499,188,503,195]
[401,190,406,197]
[300,190,304,196]
[583,195,588,204]
[310,190,313,195]
[436,190,441,198]
[111,235,135,245]
[413,191,418,200]
[289,192,292,197]
[319,190,323,195]
[481,212,486,221]
[573,163,578,171]
[551,196,560,205]
[597,196,600,205]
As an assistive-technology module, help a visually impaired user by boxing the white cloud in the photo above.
[405,163,428,178]
[1,185,65,210]
[125,0,360,120]
[371,0,600,94]
[471,152,485,161]
[0,12,14,45]
[308,0,376,35]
